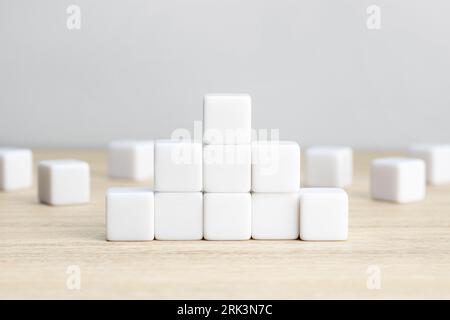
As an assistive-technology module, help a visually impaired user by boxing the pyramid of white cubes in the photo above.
[2,96,450,241]
[106,94,349,241]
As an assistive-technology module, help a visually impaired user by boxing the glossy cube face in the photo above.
[305,147,353,188]
[408,144,450,185]
[154,140,202,192]
[38,160,90,205]
[154,192,203,240]
[252,193,299,240]
[299,188,348,241]
[108,140,154,181]
[251,141,301,192]
[203,193,251,240]
[370,158,426,203]
[0,148,33,191]
[203,94,252,145]
[203,145,251,192]
[106,188,154,241]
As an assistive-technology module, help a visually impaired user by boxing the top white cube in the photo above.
[408,144,450,185]
[0,148,33,191]
[305,146,353,188]
[108,140,154,181]
[203,94,252,145]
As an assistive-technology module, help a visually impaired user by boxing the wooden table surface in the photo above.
[0,150,449,299]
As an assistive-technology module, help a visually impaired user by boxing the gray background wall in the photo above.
[1,0,449,149]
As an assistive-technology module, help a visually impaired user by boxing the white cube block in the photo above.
[305,146,353,188]
[203,145,251,192]
[154,140,202,192]
[203,94,252,145]
[299,188,348,241]
[370,157,426,203]
[106,188,154,241]
[0,148,33,191]
[155,192,203,240]
[38,160,90,205]
[108,140,154,181]
[408,144,450,185]
[252,141,300,192]
[252,193,299,240]
[204,193,251,240]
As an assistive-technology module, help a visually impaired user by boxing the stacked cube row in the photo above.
[106,94,349,241]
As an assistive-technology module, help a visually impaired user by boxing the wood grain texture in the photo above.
[0,150,449,299]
